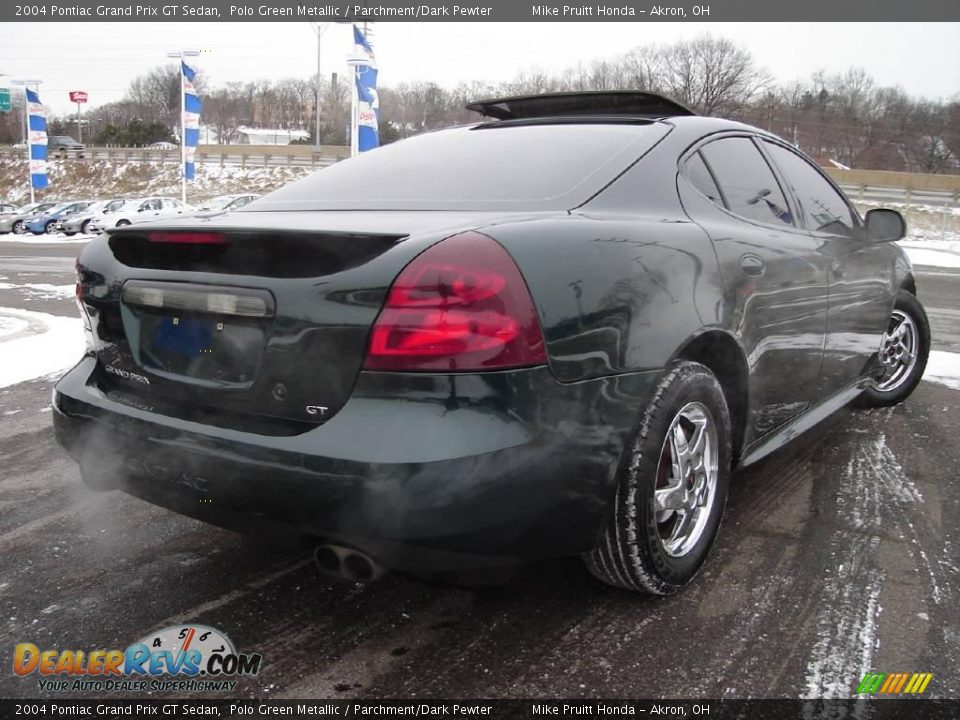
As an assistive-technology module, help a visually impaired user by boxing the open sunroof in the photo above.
[465,91,697,121]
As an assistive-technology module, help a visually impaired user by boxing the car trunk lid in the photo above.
[77,210,548,435]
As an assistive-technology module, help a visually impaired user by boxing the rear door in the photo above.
[679,135,830,441]
[759,140,894,395]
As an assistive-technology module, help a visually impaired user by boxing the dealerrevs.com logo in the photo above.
[14,625,262,693]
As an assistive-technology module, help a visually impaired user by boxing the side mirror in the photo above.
[865,208,905,243]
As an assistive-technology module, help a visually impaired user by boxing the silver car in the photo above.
[193,193,260,216]
[58,198,130,236]
[0,201,59,235]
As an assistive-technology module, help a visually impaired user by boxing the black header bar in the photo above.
[3,0,959,22]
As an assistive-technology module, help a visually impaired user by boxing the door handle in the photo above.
[740,253,765,277]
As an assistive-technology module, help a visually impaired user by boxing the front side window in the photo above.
[761,141,858,236]
[699,137,793,227]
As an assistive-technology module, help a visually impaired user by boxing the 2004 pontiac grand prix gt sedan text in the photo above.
[53,92,930,594]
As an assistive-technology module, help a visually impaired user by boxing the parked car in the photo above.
[26,201,93,235]
[0,203,18,215]
[55,92,929,593]
[86,197,193,233]
[192,194,261,218]
[49,135,85,159]
[0,201,59,235]
[58,198,130,236]
[149,141,178,150]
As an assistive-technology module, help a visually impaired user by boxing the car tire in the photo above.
[80,220,90,234]
[64,231,77,237]
[44,220,57,235]
[584,360,732,594]
[116,220,131,227]
[853,290,930,409]
[12,220,24,234]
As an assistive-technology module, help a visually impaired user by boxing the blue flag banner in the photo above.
[353,25,379,153]
[25,88,48,190]
[181,60,201,181]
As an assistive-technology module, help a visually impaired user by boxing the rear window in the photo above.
[249,123,669,212]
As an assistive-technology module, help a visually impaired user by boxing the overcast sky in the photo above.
[1,22,958,116]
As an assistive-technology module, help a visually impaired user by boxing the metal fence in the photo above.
[0,145,345,169]
[838,184,959,207]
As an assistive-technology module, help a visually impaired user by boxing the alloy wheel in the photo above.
[653,401,719,558]
[875,310,919,392]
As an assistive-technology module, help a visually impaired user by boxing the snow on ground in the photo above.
[924,351,960,391]
[900,244,960,269]
[0,282,75,300]
[0,233,96,244]
[0,308,84,390]
[0,314,29,340]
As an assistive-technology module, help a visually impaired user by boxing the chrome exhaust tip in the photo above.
[314,543,388,583]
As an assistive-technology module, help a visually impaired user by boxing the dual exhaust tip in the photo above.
[314,543,388,583]
[80,464,388,584]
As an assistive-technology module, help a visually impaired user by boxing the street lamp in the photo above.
[167,49,200,204]
[308,23,331,149]
[9,77,43,204]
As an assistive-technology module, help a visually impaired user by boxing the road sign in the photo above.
[0,88,11,113]
[69,91,88,104]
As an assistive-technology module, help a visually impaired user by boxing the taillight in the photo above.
[75,259,93,342]
[147,231,228,245]
[363,232,546,372]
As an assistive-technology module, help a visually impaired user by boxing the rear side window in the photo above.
[700,137,793,227]
[761,141,858,236]
[683,151,723,206]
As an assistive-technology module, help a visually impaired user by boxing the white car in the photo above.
[192,193,260,217]
[87,197,193,233]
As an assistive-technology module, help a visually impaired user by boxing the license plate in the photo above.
[138,313,264,383]
[153,316,213,358]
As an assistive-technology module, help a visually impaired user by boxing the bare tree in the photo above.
[654,36,770,116]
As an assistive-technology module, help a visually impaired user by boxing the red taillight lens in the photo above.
[364,232,547,371]
[147,231,228,245]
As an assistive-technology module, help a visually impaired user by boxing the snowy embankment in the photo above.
[0,155,314,206]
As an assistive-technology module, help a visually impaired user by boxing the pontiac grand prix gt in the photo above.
[53,92,930,593]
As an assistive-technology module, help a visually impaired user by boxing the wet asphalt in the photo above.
[0,241,957,700]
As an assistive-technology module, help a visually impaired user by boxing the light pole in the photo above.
[9,77,43,204]
[166,49,200,204]
[309,23,331,149]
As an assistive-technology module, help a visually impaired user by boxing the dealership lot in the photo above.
[0,241,957,700]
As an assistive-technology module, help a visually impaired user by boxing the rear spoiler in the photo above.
[465,91,697,121]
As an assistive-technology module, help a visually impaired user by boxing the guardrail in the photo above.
[838,184,959,206]
[0,145,349,169]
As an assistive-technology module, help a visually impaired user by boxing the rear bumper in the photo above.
[53,356,660,572]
